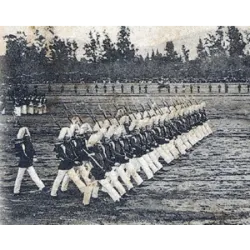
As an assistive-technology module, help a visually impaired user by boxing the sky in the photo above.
[0,26,223,59]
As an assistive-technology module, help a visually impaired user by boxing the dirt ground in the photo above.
[1,89,250,225]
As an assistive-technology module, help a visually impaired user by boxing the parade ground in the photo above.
[1,84,250,224]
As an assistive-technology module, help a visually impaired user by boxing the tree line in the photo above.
[2,26,250,83]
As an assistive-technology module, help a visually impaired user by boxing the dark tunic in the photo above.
[15,139,36,168]
[120,136,133,158]
[54,142,76,170]
[110,139,128,164]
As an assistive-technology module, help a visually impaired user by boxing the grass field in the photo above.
[1,83,250,224]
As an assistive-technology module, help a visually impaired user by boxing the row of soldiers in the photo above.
[49,98,213,205]
[13,94,47,116]
[13,98,213,205]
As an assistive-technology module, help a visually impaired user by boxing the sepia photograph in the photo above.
[1,23,250,226]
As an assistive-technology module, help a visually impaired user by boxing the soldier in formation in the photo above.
[13,94,47,116]
[49,98,213,205]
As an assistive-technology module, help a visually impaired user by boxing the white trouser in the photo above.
[180,134,192,150]
[148,151,163,170]
[136,157,154,179]
[168,140,181,158]
[204,122,213,135]
[51,168,85,196]
[106,169,126,196]
[142,154,159,173]
[155,146,172,163]
[99,179,121,202]
[83,180,99,205]
[174,138,186,155]
[160,144,175,161]
[21,105,27,115]
[116,164,133,190]
[14,166,45,194]
[42,105,47,114]
[28,106,34,115]
[15,107,21,116]
[38,106,43,115]
[126,161,143,185]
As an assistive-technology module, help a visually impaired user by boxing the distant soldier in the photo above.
[104,84,107,94]
[197,85,200,93]
[61,84,64,93]
[225,83,228,93]
[158,86,161,93]
[95,84,98,93]
[41,94,47,114]
[218,84,221,93]
[14,127,46,195]
[238,83,241,93]
[190,84,193,94]
[27,96,34,115]
[86,86,90,94]
[144,84,148,93]
[121,84,124,94]
[209,84,212,93]
[131,85,134,94]
[175,85,178,93]
[74,84,78,94]
[248,83,250,93]
[38,97,43,115]
[112,84,115,93]
[21,96,28,115]
[182,84,186,93]
[48,83,52,93]
[139,84,141,94]
[167,84,170,93]
[14,97,21,117]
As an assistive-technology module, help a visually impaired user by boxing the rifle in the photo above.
[12,111,22,128]
[81,101,101,128]
[72,104,84,124]
[50,114,61,129]
[98,104,112,125]
[106,108,120,125]
[140,103,151,118]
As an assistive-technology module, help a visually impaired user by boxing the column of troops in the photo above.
[14,98,213,205]
[13,94,47,116]
[6,84,47,116]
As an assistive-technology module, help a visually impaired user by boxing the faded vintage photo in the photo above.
[0,26,249,225]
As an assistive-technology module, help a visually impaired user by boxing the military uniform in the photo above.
[14,127,45,194]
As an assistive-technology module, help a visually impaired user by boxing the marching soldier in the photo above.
[14,127,47,195]
[51,127,86,198]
